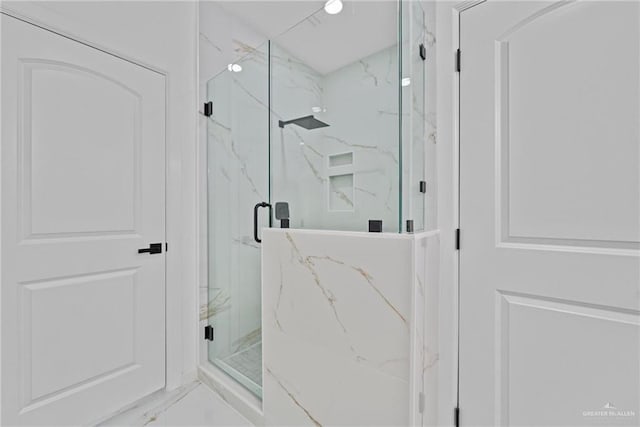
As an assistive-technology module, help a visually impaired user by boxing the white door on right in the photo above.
[459,1,640,426]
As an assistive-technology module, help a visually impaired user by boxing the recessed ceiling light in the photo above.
[227,63,242,72]
[324,0,343,15]
[401,77,411,87]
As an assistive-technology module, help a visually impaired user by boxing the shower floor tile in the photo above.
[220,342,262,387]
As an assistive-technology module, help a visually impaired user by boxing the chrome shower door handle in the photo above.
[254,202,271,243]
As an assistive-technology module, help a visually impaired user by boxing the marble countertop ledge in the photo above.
[261,227,440,241]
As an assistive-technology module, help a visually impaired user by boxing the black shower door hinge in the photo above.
[204,325,214,341]
[419,43,427,61]
[204,101,213,117]
[455,228,461,250]
[455,49,461,72]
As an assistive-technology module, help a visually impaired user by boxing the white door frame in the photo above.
[0,4,188,407]
[451,0,486,421]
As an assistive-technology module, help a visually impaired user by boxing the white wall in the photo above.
[0,0,200,389]
[435,1,458,426]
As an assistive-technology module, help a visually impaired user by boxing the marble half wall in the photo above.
[262,229,439,426]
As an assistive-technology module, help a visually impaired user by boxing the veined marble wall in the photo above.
[271,1,437,233]
[271,43,401,233]
[270,43,325,231]
[321,45,400,232]
[411,230,440,426]
[262,229,440,426]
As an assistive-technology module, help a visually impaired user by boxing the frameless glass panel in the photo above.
[270,1,401,233]
[401,0,428,232]
[206,42,269,398]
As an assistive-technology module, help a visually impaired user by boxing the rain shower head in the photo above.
[278,115,329,130]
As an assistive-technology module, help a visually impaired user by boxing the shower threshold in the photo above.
[212,341,262,399]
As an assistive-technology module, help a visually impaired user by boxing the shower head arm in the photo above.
[278,115,329,130]
[278,115,314,128]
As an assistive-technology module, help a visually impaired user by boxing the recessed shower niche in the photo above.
[328,152,353,168]
[327,152,354,211]
[203,0,435,408]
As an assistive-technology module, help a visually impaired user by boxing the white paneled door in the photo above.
[459,1,640,426]
[1,15,166,425]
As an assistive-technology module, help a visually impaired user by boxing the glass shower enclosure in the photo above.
[204,0,430,398]
[206,42,268,397]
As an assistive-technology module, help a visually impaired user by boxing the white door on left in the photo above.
[1,14,166,425]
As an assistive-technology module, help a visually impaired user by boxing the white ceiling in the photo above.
[217,1,398,75]
[217,1,325,38]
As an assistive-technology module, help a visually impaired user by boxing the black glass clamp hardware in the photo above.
[138,243,163,254]
[204,325,214,341]
[406,220,414,233]
[204,102,213,117]
[369,220,383,233]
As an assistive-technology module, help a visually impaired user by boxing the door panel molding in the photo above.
[18,59,143,240]
[457,1,640,425]
[2,14,167,425]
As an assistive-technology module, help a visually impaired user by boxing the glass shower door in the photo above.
[205,42,269,397]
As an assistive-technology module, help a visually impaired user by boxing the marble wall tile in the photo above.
[320,46,400,233]
[269,20,437,234]
[411,232,440,426]
[271,43,401,233]
[199,2,268,96]
[270,43,325,232]
[422,232,440,426]
[262,229,440,426]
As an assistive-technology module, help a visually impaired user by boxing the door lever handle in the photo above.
[138,243,162,254]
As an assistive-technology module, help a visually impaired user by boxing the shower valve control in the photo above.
[275,202,290,228]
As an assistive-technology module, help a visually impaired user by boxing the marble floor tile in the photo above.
[147,384,252,427]
[101,382,253,427]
